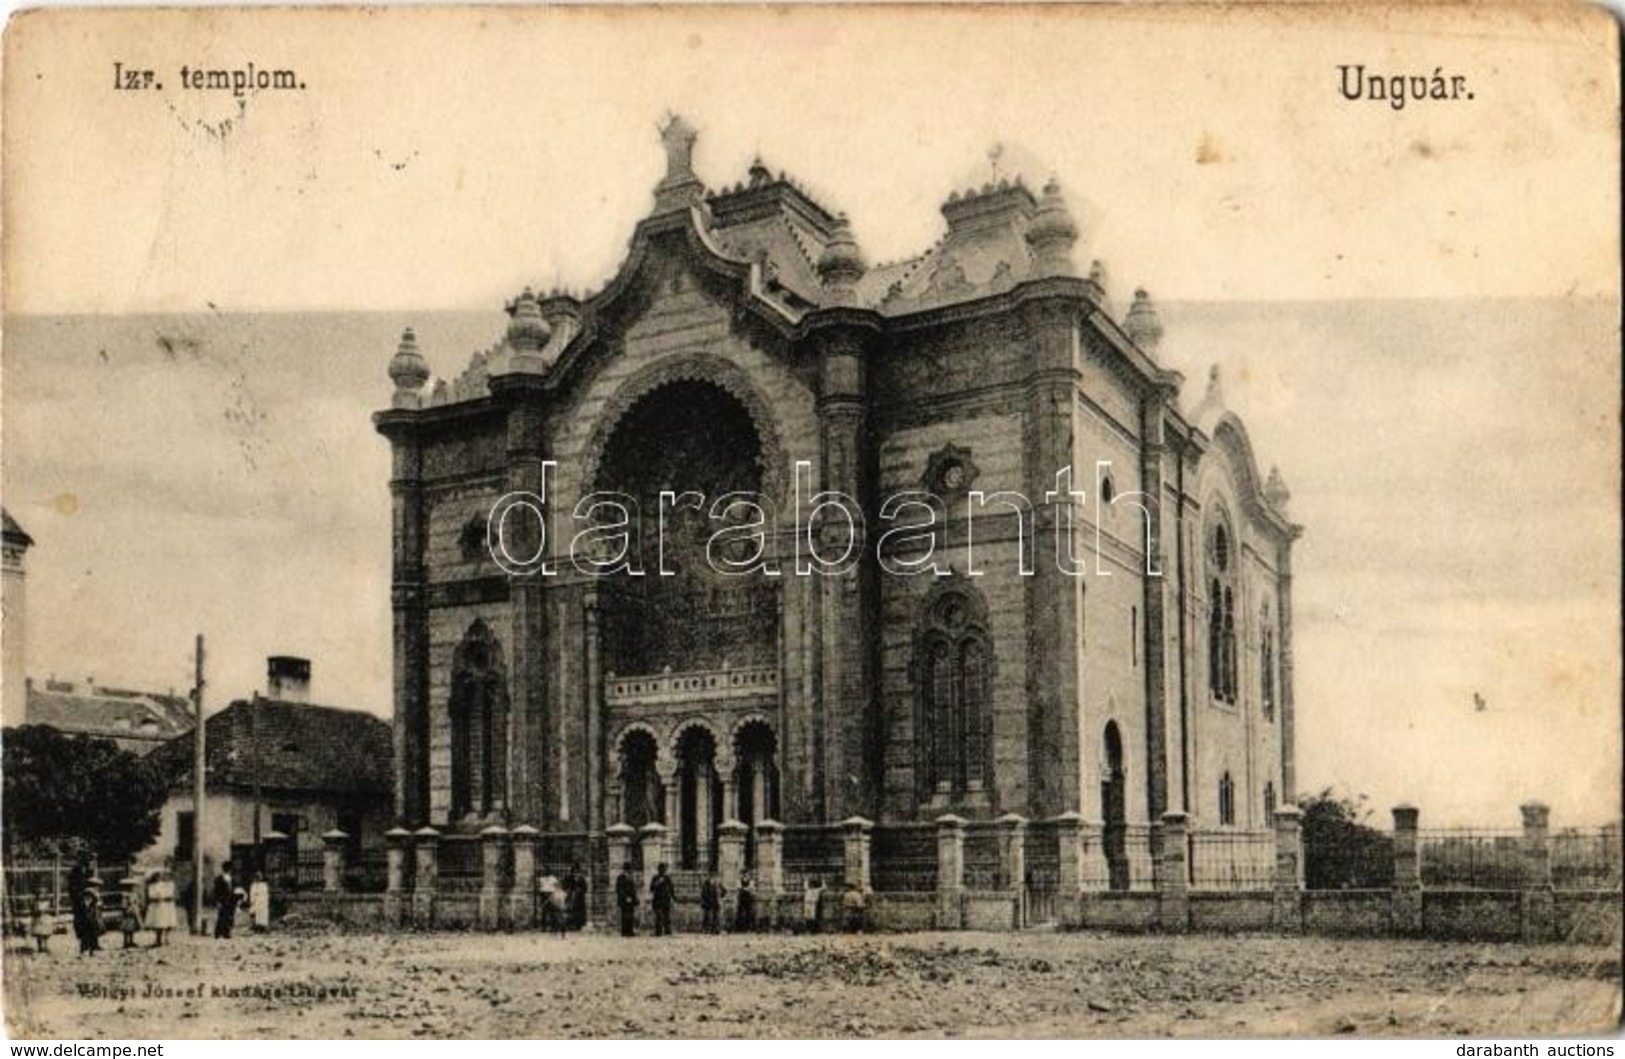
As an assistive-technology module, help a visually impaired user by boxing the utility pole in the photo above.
[191,634,206,935]
[251,690,263,852]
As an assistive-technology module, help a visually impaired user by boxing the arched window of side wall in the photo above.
[1260,601,1276,722]
[1218,771,1236,827]
[449,620,509,821]
[914,586,993,803]
[1206,514,1239,706]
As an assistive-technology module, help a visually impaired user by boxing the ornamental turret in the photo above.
[505,287,551,353]
[1123,288,1164,354]
[1264,465,1293,516]
[654,113,705,212]
[816,214,866,308]
[1025,178,1080,278]
[388,326,429,408]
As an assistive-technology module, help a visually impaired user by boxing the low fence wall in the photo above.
[266,803,1619,944]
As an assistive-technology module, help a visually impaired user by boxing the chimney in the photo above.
[266,656,311,703]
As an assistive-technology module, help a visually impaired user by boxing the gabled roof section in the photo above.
[147,698,392,797]
[24,680,193,755]
[2,509,33,548]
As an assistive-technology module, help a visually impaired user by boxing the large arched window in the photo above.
[449,620,508,821]
[1207,517,1238,705]
[916,587,992,802]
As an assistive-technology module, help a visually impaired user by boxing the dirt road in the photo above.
[4,927,1619,1039]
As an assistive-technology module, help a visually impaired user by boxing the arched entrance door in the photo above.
[733,719,780,868]
[1102,721,1129,891]
[675,726,722,871]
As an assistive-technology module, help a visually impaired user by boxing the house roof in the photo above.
[2,508,33,548]
[147,697,391,797]
[24,680,194,755]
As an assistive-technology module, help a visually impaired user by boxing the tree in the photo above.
[1298,787,1395,890]
[2,725,169,864]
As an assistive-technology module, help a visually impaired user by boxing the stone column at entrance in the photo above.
[606,822,635,874]
[717,820,748,891]
[639,822,670,876]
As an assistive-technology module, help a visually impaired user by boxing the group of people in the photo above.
[534,863,591,937]
[612,863,865,936]
[29,857,271,955]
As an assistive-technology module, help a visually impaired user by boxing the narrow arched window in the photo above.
[1263,780,1277,821]
[1219,771,1236,827]
[449,620,508,821]
[1260,603,1276,722]
[916,589,991,803]
[1207,514,1239,706]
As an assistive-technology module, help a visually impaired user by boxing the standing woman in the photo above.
[802,876,824,934]
[28,894,54,953]
[72,882,101,956]
[116,877,145,949]
[248,872,271,933]
[144,868,178,947]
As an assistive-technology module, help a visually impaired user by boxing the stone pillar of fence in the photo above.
[509,825,538,930]
[321,829,349,894]
[755,819,784,925]
[638,822,670,876]
[998,813,1027,928]
[936,814,967,930]
[717,819,748,892]
[606,822,635,875]
[478,825,509,931]
[1046,815,1085,890]
[842,816,874,893]
[1080,820,1105,891]
[412,826,440,928]
[1519,801,1554,943]
[1391,805,1421,936]
[384,827,412,925]
[1157,812,1189,933]
[1272,805,1304,933]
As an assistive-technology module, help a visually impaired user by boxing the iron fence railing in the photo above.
[1550,828,1623,891]
[870,823,938,893]
[1189,829,1276,891]
[1419,829,1524,891]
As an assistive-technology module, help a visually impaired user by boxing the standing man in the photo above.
[564,862,589,931]
[614,861,638,938]
[650,862,676,937]
[212,860,239,939]
[699,873,725,935]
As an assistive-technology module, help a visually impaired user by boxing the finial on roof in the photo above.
[1123,288,1164,353]
[1264,465,1292,514]
[388,326,429,408]
[817,213,866,307]
[506,287,551,354]
[654,113,705,211]
[1086,259,1108,304]
[1025,177,1079,278]
[748,156,772,188]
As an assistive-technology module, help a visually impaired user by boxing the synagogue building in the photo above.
[375,119,1302,882]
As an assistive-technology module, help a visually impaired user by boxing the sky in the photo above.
[1,5,1619,826]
